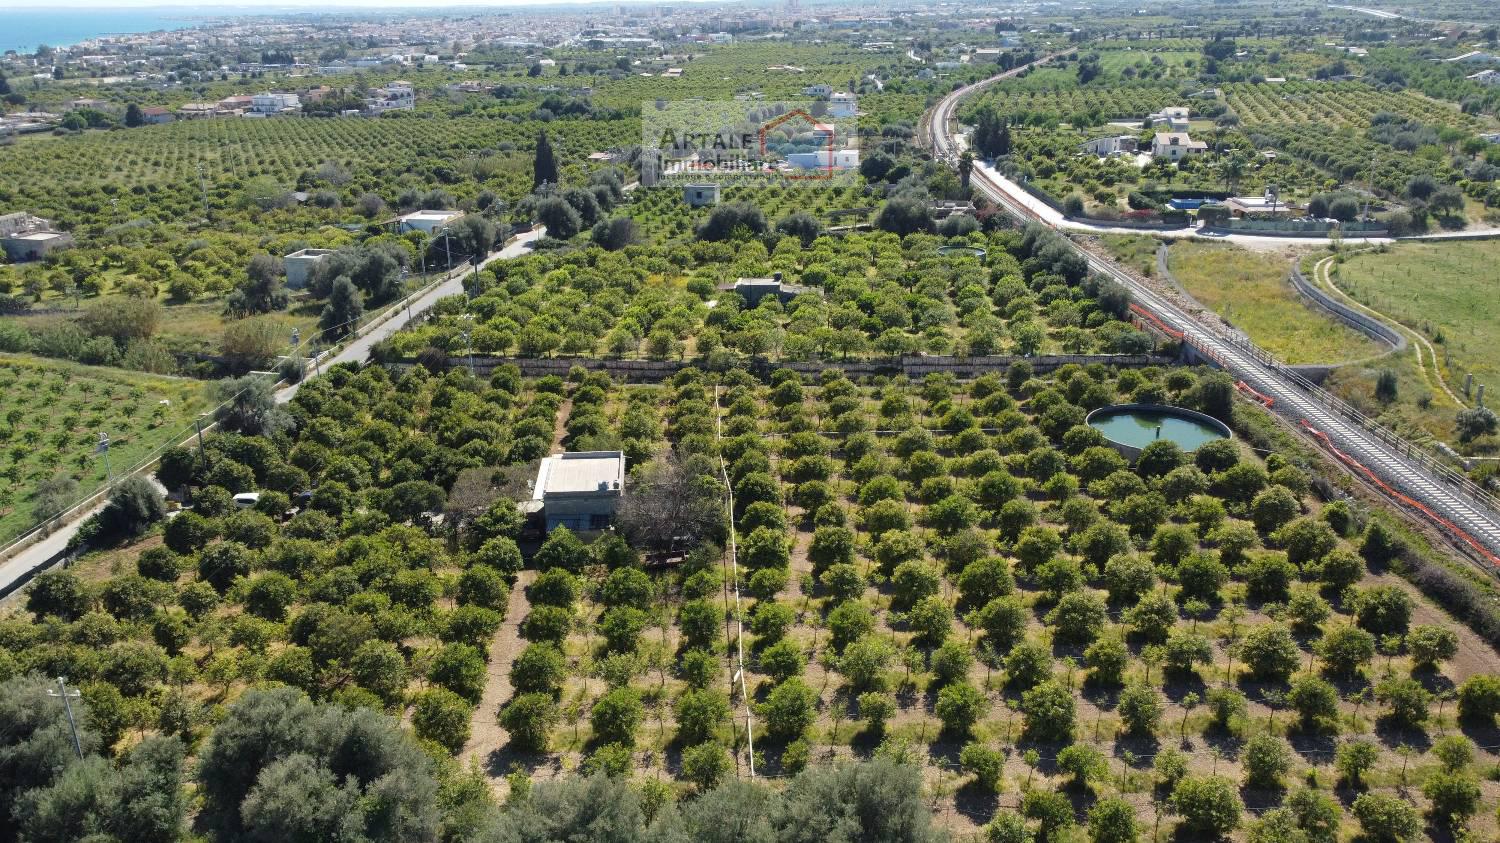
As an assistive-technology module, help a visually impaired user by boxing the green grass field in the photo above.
[0,355,210,545]
[1335,241,1500,400]
[1099,233,1159,277]
[1095,49,1199,73]
[1166,242,1383,365]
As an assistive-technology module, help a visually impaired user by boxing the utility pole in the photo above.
[46,677,83,760]
[96,432,112,484]
[439,226,454,274]
[197,163,210,222]
[462,328,475,377]
[194,414,210,466]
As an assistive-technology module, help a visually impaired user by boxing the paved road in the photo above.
[0,477,169,603]
[928,72,1500,564]
[0,228,545,601]
[278,227,545,404]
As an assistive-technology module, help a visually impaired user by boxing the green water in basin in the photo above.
[1090,410,1228,451]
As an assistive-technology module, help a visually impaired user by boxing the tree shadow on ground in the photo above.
[1161,672,1207,704]
[953,782,1001,824]
[1239,783,1287,814]
[1373,717,1432,752]
[1200,727,1245,765]
[1458,717,1500,748]
[1411,666,1455,696]
[484,742,561,781]
[1285,724,1338,763]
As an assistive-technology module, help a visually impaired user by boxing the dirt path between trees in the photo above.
[462,569,535,784]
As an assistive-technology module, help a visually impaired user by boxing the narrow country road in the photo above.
[278,227,546,404]
[0,227,545,602]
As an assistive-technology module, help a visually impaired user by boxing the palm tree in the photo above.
[1222,154,1246,194]
[957,150,974,193]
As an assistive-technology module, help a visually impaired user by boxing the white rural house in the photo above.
[283,248,335,288]
[1147,106,1190,132]
[0,213,72,262]
[366,81,415,114]
[1151,132,1207,161]
[533,451,626,533]
[395,209,464,235]
[248,92,300,115]
[1079,135,1138,156]
[683,183,721,207]
[828,91,858,118]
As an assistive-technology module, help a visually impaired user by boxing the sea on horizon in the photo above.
[1,8,206,55]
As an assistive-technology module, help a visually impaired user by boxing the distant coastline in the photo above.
[1,9,202,55]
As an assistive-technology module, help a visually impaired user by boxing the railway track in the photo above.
[925,64,1500,569]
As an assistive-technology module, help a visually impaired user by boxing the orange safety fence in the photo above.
[1236,380,1275,408]
[1128,303,1185,340]
[1300,420,1500,568]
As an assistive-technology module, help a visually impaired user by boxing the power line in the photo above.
[715,385,755,778]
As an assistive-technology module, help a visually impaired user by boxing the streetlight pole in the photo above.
[462,328,475,377]
[46,677,83,760]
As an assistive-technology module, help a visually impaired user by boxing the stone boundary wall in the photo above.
[417,353,1176,382]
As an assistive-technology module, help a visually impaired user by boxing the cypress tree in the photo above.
[533,129,558,191]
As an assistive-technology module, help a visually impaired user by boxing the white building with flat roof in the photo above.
[283,248,335,288]
[0,213,72,262]
[533,451,626,532]
[828,91,857,118]
[366,81,415,114]
[1147,106,1190,132]
[785,148,860,170]
[683,183,721,207]
[395,209,463,235]
[249,92,300,115]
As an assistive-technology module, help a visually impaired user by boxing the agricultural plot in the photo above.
[1165,242,1383,366]
[621,181,880,242]
[970,81,1184,126]
[1225,81,1481,131]
[0,355,209,545]
[10,357,1499,840]
[0,114,627,232]
[965,43,1499,219]
[386,227,1154,363]
[1333,241,1500,443]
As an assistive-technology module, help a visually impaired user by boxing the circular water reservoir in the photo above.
[1086,403,1231,461]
